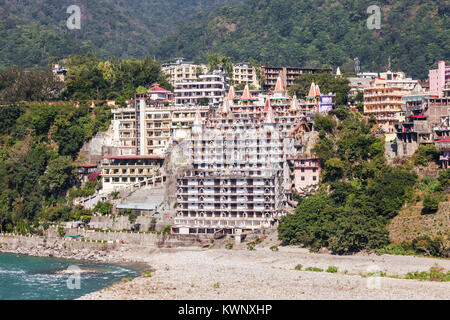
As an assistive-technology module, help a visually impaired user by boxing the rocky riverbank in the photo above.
[2,234,449,300]
[0,234,151,265]
[80,246,450,300]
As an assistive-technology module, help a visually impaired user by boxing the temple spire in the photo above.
[315,84,321,96]
[220,98,232,116]
[290,94,299,111]
[227,86,236,101]
[241,84,252,101]
[265,103,275,124]
[308,82,316,97]
[264,97,271,112]
[194,110,203,126]
[274,76,285,93]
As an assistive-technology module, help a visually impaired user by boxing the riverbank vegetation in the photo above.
[0,101,112,233]
[279,110,446,257]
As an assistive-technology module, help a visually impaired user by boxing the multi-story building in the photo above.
[432,84,450,168]
[112,92,211,157]
[261,65,332,92]
[364,77,413,139]
[101,155,164,191]
[233,63,260,89]
[395,83,450,164]
[289,158,321,193]
[173,78,321,235]
[429,61,450,97]
[162,58,209,87]
[174,71,227,106]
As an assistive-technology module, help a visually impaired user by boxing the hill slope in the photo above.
[155,0,450,79]
[1,0,448,79]
[0,0,241,68]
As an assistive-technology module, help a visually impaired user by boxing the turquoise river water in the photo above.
[0,253,142,300]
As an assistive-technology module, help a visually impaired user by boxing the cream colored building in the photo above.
[233,63,260,89]
[364,78,411,140]
[162,58,208,86]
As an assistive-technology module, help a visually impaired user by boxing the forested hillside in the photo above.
[0,101,112,234]
[0,0,241,69]
[278,109,450,257]
[1,0,448,78]
[155,0,450,79]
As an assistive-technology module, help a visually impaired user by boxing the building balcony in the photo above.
[435,140,450,151]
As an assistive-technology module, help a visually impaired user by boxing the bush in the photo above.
[225,243,233,250]
[270,245,279,252]
[247,242,256,251]
[326,266,338,273]
[376,242,416,256]
[294,264,303,271]
[305,267,323,272]
[422,193,440,214]
[161,225,172,234]
[412,236,444,257]
[414,145,440,166]
[58,226,65,237]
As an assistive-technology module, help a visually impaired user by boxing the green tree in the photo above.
[422,193,440,214]
[40,156,77,198]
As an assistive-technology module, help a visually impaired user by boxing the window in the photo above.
[301,177,305,181]
[313,176,317,181]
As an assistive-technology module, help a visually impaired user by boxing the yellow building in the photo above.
[364,78,411,140]
[162,58,208,86]
[233,63,260,89]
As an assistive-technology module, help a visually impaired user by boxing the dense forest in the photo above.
[1,1,448,79]
[0,101,112,234]
[0,54,171,104]
[156,0,449,79]
[0,0,241,69]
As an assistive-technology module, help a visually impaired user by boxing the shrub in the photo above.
[326,266,338,273]
[412,236,444,257]
[142,270,153,278]
[247,242,256,251]
[225,243,233,250]
[413,145,440,166]
[58,226,65,237]
[294,264,303,271]
[422,193,440,214]
[161,225,171,234]
[305,267,323,272]
[376,242,416,256]
[270,245,279,252]
[128,212,139,224]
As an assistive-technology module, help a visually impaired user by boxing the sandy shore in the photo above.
[79,246,450,300]
[1,235,448,300]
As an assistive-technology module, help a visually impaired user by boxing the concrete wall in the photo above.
[396,141,419,158]
[69,230,210,247]
[88,215,158,232]
[384,143,398,160]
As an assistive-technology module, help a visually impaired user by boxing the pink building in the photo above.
[429,61,450,97]
[291,158,321,193]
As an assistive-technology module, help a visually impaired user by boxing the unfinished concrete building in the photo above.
[173,79,320,235]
